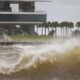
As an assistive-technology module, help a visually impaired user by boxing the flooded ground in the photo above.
[0,38,80,80]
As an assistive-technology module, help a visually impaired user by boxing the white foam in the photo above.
[0,37,80,74]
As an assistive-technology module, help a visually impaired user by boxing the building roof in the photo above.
[0,0,51,2]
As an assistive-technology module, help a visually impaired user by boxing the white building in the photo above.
[0,0,50,35]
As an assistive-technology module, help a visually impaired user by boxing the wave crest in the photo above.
[0,38,80,74]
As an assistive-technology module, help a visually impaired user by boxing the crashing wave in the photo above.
[0,37,80,74]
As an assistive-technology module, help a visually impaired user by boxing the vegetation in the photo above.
[76,22,80,30]
[8,21,80,41]
[10,35,54,42]
[1,21,79,41]
[36,21,80,37]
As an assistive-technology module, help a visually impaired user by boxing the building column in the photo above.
[6,25,17,35]
[20,25,35,35]
[19,2,35,35]
[0,1,12,35]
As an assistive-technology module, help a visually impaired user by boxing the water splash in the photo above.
[0,37,80,74]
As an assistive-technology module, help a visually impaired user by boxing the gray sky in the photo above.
[35,0,80,22]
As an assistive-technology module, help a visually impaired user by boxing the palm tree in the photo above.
[35,24,41,35]
[40,24,44,35]
[47,21,51,35]
[69,22,74,36]
[64,21,69,36]
[59,22,64,37]
[55,21,59,36]
[76,22,80,30]
[42,22,48,36]
[60,21,70,37]
[50,22,54,31]
[51,22,55,36]
[51,21,59,36]
[36,25,38,34]
[66,22,70,36]
[38,24,42,35]
[45,22,49,36]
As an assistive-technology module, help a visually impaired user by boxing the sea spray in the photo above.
[0,37,80,79]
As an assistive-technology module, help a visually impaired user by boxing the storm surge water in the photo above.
[0,37,80,80]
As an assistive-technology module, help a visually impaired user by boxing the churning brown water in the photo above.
[0,38,80,80]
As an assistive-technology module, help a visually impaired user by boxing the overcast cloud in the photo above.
[35,0,80,22]
[54,0,80,5]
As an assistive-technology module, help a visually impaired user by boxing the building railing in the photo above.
[0,11,46,14]
[0,12,46,24]
[0,0,51,2]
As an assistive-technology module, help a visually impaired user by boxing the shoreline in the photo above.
[0,41,48,45]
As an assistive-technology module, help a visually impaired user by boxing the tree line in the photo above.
[36,21,80,36]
